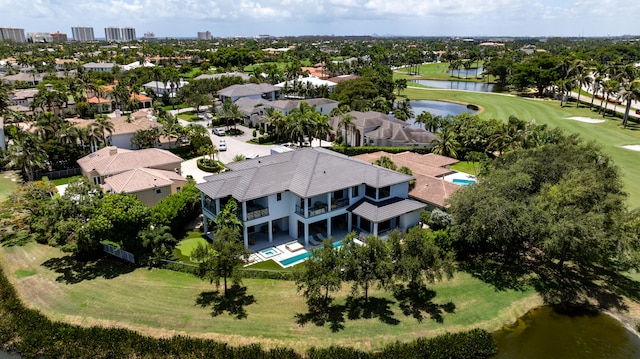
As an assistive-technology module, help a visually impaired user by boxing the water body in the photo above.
[407,100,477,128]
[412,79,498,93]
[493,305,640,359]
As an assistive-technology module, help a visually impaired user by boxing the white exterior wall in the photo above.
[109,133,134,149]
[400,210,421,231]
[390,182,409,198]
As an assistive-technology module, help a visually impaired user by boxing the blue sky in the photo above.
[1,0,638,38]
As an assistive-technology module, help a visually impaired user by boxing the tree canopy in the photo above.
[448,134,639,305]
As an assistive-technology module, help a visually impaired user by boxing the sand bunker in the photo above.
[566,116,605,123]
[622,145,640,152]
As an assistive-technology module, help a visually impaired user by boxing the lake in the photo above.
[493,305,640,358]
[406,100,477,128]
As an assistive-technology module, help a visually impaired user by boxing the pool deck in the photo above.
[245,229,352,268]
[443,171,476,184]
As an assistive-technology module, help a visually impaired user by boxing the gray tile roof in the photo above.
[347,197,426,222]
[218,83,278,98]
[197,147,412,201]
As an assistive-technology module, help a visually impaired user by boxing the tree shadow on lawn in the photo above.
[531,263,640,312]
[195,285,256,320]
[295,296,401,332]
[393,284,456,323]
[460,255,640,313]
[41,254,136,284]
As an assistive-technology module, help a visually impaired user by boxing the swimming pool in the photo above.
[258,246,281,259]
[278,240,344,267]
[452,178,476,186]
[279,251,311,267]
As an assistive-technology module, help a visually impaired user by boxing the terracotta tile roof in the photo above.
[77,146,182,176]
[352,151,461,208]
[110,110,162,135]
[410,175,461,208]
[103,167,187,194]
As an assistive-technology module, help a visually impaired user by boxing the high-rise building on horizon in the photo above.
[0,27,26,43]
[197,31,212,40]
[27,32,54,43]
[141,32,157,41]
[71,26,95,41]
[122,27,136,41]
[50,31,68,42]
[105,26,122,42]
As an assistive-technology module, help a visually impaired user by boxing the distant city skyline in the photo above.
[1,0,639,39]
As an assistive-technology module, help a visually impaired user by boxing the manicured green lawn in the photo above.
[395,62,494,83]
[0,171,20,202]
[173,232,208,263]
[176,112,197,122]
[51,175,82,186]
[450,161,481,176]
[1,241,540,353]
[403,87,640,206]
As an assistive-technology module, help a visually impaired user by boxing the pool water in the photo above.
[279,251,311,266]
[278,240,344,267]
[453,178,476,186]
[258,247,281,258]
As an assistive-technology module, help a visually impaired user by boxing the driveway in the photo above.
[181,125,282,183]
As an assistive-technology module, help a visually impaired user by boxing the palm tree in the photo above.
[590,75,603,110]
[259,107,286,140]
[393,99,414,121]
[35,112,65,141]
[5,130,48,182]
[431,125,460,159]
[313,115,332,147]
[285,103,316,146]
[601,80,619,117]
[621,80,640,128]
[93,117,115,145]
[337,113,356,147]
[414,111,432,130]
[111,82,131,112]
[219,99,244,130]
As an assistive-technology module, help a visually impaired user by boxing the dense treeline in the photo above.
[0,267,496,359]
[4,177,200,261]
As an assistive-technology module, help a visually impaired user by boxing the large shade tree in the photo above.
[448,134,638,304]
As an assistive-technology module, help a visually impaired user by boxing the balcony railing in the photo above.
[331,198,349,210]
[246,207,269,220]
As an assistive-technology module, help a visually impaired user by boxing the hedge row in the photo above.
[196,159,225,173]
[0,267,497,358]
[329,146,431,156]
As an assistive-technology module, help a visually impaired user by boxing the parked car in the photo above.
[218,139,227,151]
[636,109,640,115]
[212,127,226,136]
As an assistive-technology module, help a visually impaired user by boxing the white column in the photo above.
[268,221,273,243]
[243,226,249,248]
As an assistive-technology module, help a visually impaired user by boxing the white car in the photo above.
[218,139,227,151]
[212,127,226,136]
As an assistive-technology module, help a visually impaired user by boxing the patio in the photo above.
[244,228,352,267]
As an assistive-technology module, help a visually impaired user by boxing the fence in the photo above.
[36,167,81,180]
[102,243,135,264]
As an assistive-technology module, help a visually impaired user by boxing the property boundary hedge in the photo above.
[0,267,497,358]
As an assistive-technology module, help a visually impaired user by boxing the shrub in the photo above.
[196,159,225,173]
[252,129,257,138]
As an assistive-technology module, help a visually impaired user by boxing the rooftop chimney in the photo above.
[108,146,118,156]
[388,112,395,123]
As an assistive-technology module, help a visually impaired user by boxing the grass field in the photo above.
[403,87,640,206]
[0,241,540,352]
[173,232,208,263]
[395,62,494,83]
[0,171,20,202]
[51,175,82,186]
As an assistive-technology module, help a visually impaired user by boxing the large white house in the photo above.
[196,147,426,249]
